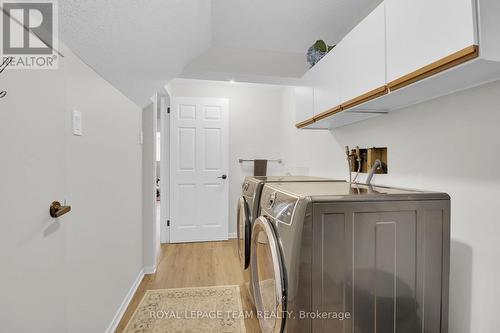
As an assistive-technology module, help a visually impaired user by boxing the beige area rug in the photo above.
[123,285,247,333]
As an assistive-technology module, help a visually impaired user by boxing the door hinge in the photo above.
[167,220,170,227]
[167,107,170,114]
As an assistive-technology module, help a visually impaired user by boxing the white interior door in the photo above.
[170,97,229,243]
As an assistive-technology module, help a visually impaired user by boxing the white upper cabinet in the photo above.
[294,68,315,125]
[294,85,314,125]
[337,3,387,106]
[311,50,341,117]
[295,0,500,129]
[386,0,477,83]
[294,50,342,125]
[476,0,500,61]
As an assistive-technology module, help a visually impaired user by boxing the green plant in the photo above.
[313,40,336,53]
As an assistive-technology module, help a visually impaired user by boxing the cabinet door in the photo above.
[294,68,315,124]
[386,0,477,83]
[312,51,341,116]
[337,3,386,106]
[294,86,314,124]
[313,200,450,333]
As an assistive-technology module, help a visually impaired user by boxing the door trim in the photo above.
[160,93,170,243]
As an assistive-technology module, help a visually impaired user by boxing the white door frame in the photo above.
[142,96,159,272]
[169,97,230,243]
[143,91,172,272]
[160,93,170,243]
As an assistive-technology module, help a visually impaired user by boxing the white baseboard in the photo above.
[143,265,157,274]
[105,269,145,333]
[228,232,237,239]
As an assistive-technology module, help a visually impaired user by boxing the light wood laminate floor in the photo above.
[116,240,260,332]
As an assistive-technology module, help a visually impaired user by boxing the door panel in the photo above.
[204,128,222,169]
[176,184,197,227]
[337,3,386,106]
[170,97,229,243]
[352,211,419,333]
[294,63,318,124]
[312,201,450,333]
[178,128,196,170]
[386,0,476,82]
[294,86,314,124]
[0,64,67,331]
[312,51,341,116]
[312,213,346,333]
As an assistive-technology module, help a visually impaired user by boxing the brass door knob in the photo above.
[50,201,71,218]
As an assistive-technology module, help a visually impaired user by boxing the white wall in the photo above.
[0,43,143,332]
[63,48,143,332]
[282,81,500,333]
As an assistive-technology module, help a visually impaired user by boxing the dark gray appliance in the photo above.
[237,176,339,301]
[251,181,450,333]
[238,176,336,269]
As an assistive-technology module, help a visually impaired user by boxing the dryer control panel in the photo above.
[260,185,298,225]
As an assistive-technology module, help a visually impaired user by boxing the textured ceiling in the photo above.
[59,0,211,107]
[59,0,381,107]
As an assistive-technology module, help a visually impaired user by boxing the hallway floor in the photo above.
[116,240,260,332]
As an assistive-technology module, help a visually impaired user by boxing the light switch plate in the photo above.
[72,110,82,136]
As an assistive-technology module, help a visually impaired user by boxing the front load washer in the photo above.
[251,181,450,333]
[237,177,339,300]
[238,176,336,270]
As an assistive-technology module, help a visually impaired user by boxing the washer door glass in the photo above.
[251,216,286,333]
[237,196,251,269]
